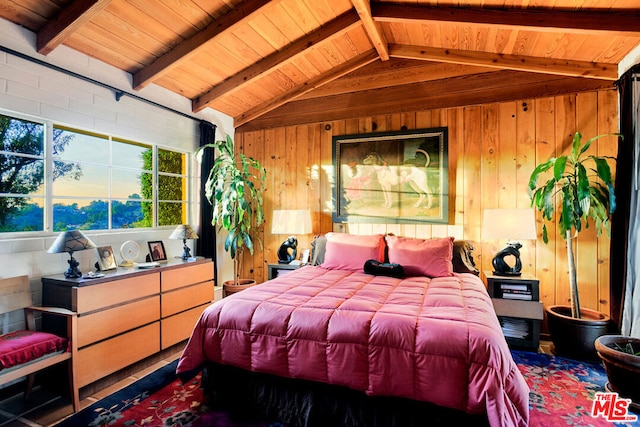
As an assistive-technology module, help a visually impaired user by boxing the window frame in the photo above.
[0,110,192,238]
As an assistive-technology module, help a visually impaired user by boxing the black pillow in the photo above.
[364,259,404,278]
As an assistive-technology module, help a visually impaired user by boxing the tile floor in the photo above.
[0,348,183,427]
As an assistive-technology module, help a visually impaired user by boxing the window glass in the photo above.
[52,199,108,231]
[113,139,151,170]
[158,175,184,200]
[1,114,189,234]
[158,149,185,174]
[112,169,146,199]
[158,148,186,226]
[1,196,44,232]
[1,115,44,155]
[0,114,45,232]
[158,201,185,226]
[53,161,109,197]
[112,199,147,229]
[1,155,44,194]
[53,127,108,163]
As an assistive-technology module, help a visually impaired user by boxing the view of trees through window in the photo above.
[0,113,188,233]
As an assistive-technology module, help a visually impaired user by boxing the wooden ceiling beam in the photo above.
[192,11,361,113]
[373,4,640,36]
[234,50,379,127]
[133,0,279,90]
[299,60,495,99]
[238,73,613,132]
[350,0,389,61]
[389,44,618,81]
[36,0,114,55]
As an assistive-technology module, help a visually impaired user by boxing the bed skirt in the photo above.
[202,362,491,427]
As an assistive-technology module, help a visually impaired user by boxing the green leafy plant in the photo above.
[614,342,640,356]
[196,133,266,285]
[528,131,620,319]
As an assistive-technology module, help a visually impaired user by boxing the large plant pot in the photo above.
[223,279,257,297]
[546,305,610,360]
[595,335,640,406]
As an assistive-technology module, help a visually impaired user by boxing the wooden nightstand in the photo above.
[485,272,544,350]
[268,263,302,280]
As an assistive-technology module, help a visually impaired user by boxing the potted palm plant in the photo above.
[528,131,619,359]
[196,133,266,295]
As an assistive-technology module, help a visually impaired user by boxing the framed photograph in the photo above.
[96,245,117,271]
[147,241,167,262]
[333,127,449,224]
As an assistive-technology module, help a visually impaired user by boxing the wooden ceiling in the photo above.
[1,0,639,131]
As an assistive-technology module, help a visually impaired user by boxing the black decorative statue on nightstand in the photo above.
[492,241,523,276]
[277,236,298,264]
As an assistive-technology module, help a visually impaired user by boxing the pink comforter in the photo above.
[177,266,529,427]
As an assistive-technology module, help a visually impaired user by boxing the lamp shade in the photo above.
[47,230,96,254]
[482,208,536,276]
[47,230,96,278]
[482,208,537,241]
[169,224,199,240]
[271,210,312,235]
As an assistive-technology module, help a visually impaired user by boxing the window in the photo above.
[0,112,189,234]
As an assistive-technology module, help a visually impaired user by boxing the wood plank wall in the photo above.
[235,88,619,328]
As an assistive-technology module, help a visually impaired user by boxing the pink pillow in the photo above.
[322,233,385,271]
[386,235,454,278]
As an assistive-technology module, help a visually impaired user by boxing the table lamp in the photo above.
[169,224,199,260]
[47,230,97,278]
[271,210,312,264]
[482,208,537,276]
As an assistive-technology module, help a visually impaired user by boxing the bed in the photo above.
[177,234,529,427]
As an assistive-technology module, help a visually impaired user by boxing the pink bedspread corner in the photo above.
[176,266,529,427]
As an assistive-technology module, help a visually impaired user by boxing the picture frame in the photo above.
[301,248,310,265]
[147,241,167,262]
[333,127,449,224]
[96,245,117,271]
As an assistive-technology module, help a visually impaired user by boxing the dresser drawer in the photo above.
[76,322,160,387]
[73,273,160,314]
[161,304,208,349]
[161,262,213,292]
[77,296,160,347]
[161,281,213,317]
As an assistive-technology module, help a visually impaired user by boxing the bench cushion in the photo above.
[0,330,68,371]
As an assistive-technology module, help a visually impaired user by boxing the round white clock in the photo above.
[119,240,140,267]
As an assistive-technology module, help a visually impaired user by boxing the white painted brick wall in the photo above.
[0,17,233,331]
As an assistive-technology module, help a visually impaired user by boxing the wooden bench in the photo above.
[0,275,79,412]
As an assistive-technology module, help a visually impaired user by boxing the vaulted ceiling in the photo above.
[1,0,639,131]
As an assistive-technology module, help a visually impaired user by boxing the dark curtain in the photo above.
[610,64,640,331]
[197,121,217,286]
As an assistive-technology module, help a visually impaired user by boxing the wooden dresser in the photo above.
[42,257,214,389]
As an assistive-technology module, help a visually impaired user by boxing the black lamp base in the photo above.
[491,241,523,276]
[64,253,82,278]
[182,240,192,260]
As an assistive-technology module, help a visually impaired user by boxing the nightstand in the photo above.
[268,263,302,280]
[485,272,544,350]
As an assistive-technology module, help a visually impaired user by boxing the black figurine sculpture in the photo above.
[492,241,523,276]
[277,236,298,264]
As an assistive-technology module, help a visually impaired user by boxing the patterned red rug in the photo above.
[511,351,638,427]
[54,351,639,427]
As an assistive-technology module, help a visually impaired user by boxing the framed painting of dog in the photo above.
[333,127,448,224]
